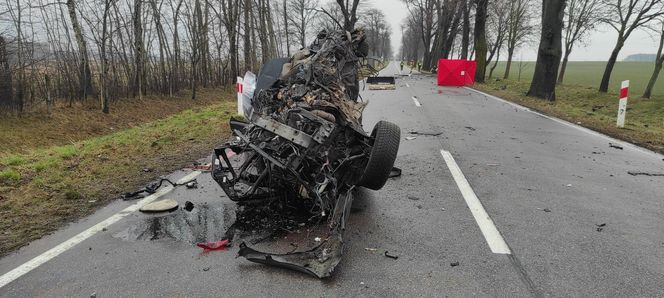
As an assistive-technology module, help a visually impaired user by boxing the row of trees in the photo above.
[0,0,391,115]
[402,0,664,101]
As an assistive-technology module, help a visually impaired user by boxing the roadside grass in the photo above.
[489,61,664,98]
[0,94,235,256]
[1,88,226,155]
[473,78,664,154]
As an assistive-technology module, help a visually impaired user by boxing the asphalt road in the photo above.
[2,61,664,297]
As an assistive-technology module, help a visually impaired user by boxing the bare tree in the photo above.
[403,0,437,70]
[527,0,566,101]
[286,0,319,49]
[599,0,664,92]
[335,0,361,31]
[67,0,94,101]
[503,0,534,79]
[486,0,509,78]
[557,0,602,84]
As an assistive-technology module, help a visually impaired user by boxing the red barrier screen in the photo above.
[437,59,476,86]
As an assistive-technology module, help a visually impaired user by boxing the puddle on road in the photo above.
[113,202,236,244]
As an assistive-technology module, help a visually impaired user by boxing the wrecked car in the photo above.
[211,29,401,278]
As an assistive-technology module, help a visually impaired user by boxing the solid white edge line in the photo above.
[0,170,202,289]
[464,87,663,159]
[440,150,511,254]
[412,96,422,107]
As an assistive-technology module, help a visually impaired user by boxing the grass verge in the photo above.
[473,79,664,154]
[0,97,235,256]
[1,88,227,155]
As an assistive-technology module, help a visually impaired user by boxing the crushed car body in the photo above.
[211,29,401,278]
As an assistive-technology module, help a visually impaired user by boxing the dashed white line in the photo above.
[0,171,202,289]
[412,96,422,107]
[440,150,511,254]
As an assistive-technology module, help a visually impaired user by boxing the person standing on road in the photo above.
[417,61,422,72]
[400,60,404,71]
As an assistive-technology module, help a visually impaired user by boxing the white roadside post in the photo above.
[236,76,244,116]
[617,80,629,128]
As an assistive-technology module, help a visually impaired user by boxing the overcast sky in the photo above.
[367,0,660,61]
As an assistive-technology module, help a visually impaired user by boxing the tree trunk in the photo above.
[133,0,144,99]
[101,0,111,113]
[243,0,252,70]
[474,0,488,83]
[66,0,93,101]
[283,0,290,56]
[504,48,514,79]
[0,35,12,112]
[527,0,566,101]
[599,41,623,93]
[557,47,571,85]
[489,47,501,79]
[461,0,471,60]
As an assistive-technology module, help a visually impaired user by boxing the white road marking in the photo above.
[0,171,202,289]
[406,83,410,88]
[412,96,422,107]
[465,87,664,160]
[440,150,512,254]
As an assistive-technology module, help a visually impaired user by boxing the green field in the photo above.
[488,61,664,98]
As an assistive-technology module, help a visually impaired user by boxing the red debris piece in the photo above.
[197,239,230,251]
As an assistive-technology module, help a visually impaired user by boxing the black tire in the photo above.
[359,121,401,190]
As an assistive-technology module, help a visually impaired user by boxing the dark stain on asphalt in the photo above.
[113,202,235,244]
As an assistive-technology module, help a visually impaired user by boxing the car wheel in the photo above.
[359,121,401,190]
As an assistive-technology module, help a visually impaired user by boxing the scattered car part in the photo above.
[197,239,230,251]
[366,76,396,90]
[139,199,179,213]
[384,251,399,260]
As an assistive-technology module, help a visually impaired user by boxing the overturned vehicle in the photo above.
[211,29,401,278]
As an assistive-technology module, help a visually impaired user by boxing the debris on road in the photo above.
[409,131,443,137]
[186,181,198,189]
[407,196,420,201]
[364,247,378,252]
[405,136,417,140]
[139,199,179,213]
[384,251,399,260]
[596,223,606,232]
[389,167,402,178]
[197,239,230,251]
[609,143,624,150]
[366,76,396,90]
[211,29,401,278]
[184,201,195,212]
[450,261,460,267]
[543,208,551,213]
[123,178,198,201]
[464,126,476,131]
[627,171,664,177]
